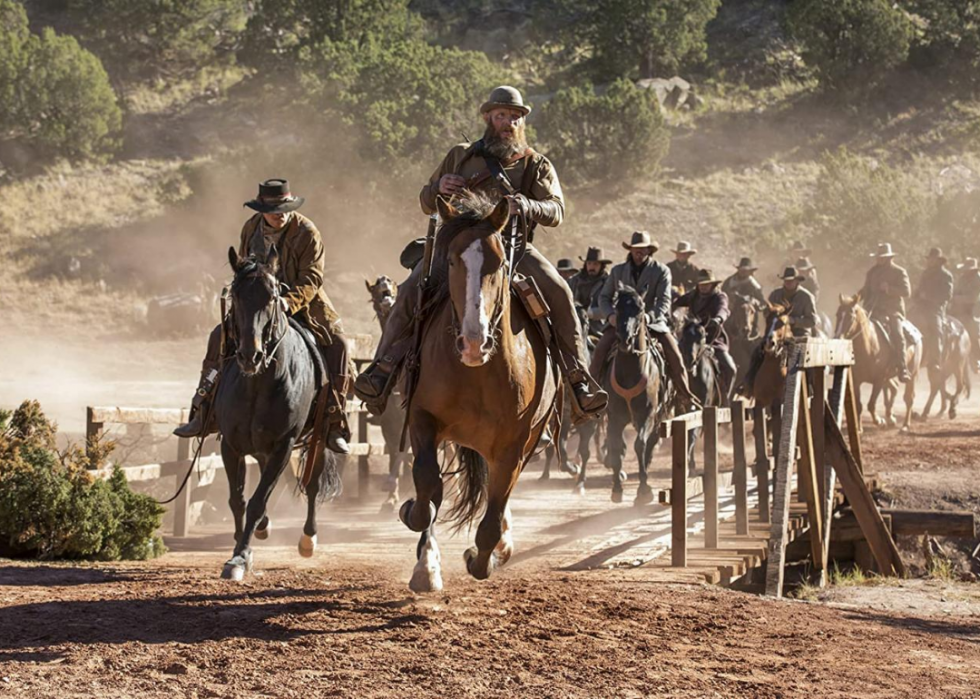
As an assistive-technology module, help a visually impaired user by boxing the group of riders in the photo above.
[172,85,980,452]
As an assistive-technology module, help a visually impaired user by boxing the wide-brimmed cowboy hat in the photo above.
[734,256,758,271]
[926,246,947,263]
[696,269,721,286]
[795,256,815,271]
[556,258,579,273]
[622,231,659,251]
[245,179,305,214]
[790,240,812,256]
[778,266,806,282]
[480,85,531,116]
[870,243,897,258]
[958,257,978,271]
[579,246,612,264]
[672,240,697,255]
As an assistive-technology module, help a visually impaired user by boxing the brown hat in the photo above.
[580,246,612,264]
[480,86,531,116]
[622,231,659,251]
[245,179,305,214]
[696,269,721,286]
[735,256,758,271]
[871,243,897,258]
[672,240,697,255]
[778,266,806,282]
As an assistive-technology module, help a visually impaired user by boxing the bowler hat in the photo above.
[481,86,531,116]
[245,179,305,214]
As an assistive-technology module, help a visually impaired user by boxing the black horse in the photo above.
[600,285,670,505]
[679,317,723,474]
[216,247,342,580]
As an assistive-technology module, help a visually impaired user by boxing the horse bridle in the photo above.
[617,302,649,357]
[448,232,508,361]
[229,271,289,373]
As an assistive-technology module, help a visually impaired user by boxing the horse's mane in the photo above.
[232,255,274,289]
[430,190,501,289]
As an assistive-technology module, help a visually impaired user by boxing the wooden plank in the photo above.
[88,406,191,426]
[800,338,855,368]
[844,369,864,473]
[797,380,825,578]
[703,407,719,550]
[811,368,827,515]
[671,420,689,568]
[731,399,749,536]
[880,509,976,538]
[821,366,848,567]
[824,404,905,576]
[346,333,376,362]
[660,407,733,438]
[765,343,804,598]
[753,405,771,524]
[173,438,192,537]
[659,469,735,505]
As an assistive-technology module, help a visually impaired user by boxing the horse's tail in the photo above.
[445,447,488,533]
[294,449,345,502]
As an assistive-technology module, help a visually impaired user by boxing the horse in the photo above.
[365,275,410,511]
[679,317,723,474]
[600,284,669,505]
[396,193,560,593]
[908,307,972,420]
[216,247,343,581]
[835,294,922,430]
[746,302,796,409]
[726,291,761,388]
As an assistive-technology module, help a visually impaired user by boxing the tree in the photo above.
[535,79,670,189]
[788,0,914,90]
[0,0,30,129]
[903,0,980,72]
[537,0,721,81]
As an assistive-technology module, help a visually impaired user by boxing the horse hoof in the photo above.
[617,471,628,484]
[634,487,654,506]
[560,461,581,477]
[611,488,624,504]
[298,534,317,558]
[538,470,551,481]
[220,552,252,581]
[384,475,399,493]
[463,547,495,580]
[399,499,436,533]
[410,538,443,593]
[573,483,586,497]
[255,521,271,541]
[950,409,958,420]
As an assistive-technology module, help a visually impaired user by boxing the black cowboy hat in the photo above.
[778,266,806,282]
[579,246,612,264]
[245,179,305,214]
[556,258,579,273]
[623,231,659,252]
[734,256,758,271]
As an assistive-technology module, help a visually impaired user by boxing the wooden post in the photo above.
[671,419,689,568]
[844,369,864,473]
[811,368,827,509]
[173,437,192,537]
[731,399,749,536]
[798,380,825,580]
[753,405,771,524]
[85,407,104,462]
[703,407,719,550]
[821,365,848,573]
[765,344,803,598]
[357,407,370,499]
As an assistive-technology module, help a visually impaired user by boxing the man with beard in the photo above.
[354,86,608,417]
[667,241,700,295]
[570,246,612,337]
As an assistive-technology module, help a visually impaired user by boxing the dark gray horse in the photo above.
[600,285,670,505]
[679,317,722,474]
[217,247,342,581]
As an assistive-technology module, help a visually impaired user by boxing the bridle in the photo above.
[448,231,508,362]
[616,297,648,357]
[229,269,289,373]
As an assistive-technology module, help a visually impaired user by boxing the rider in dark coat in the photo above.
[859,243,913,382]
[913,247,954,371]
[569,246,611,337]
[952,257,980,369]
[667,240,700,295]
[675,269,737,403]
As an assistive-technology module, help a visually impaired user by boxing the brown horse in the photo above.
[835,294,922,430]
[746,302,796,408]
[397,194,559,592]
[908,309,972,421]
[365,275,409,512]
[726,292,761,388]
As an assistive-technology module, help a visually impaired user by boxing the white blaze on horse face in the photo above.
[460,238,490,361]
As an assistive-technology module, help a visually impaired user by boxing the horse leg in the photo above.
[465,454,520,581]
[220,440,246,545]
[606,407,628,504]
[400,413,441,534]
[297,448,325,558]
[380,449,401,514]
[884,381,899,428]
[221,437,295,581]
[560,423,580,477]
[633,409,655,506]
[409,523,444,593]
[687,426,701,476]
[540,442,554,481]
[253,456,272,541]
[574,420,595,496]
[902,376,915,432]
[868,382,885,427]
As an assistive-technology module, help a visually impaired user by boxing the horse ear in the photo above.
[266,245,279,273]
[365,279,373,293]
[488,197,510,232]
[436,196,457,222]
[228,246,240,271]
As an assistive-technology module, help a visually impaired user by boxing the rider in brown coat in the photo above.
[859,243,913,382]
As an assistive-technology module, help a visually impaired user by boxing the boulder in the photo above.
[636,76,693,111]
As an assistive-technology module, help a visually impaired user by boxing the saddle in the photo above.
[872,317,921,349]
[288,318,328,389]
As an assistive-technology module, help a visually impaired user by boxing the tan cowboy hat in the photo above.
[795,256,815,271]
[696,269,721,286]
[480,86,531,116]
[622,231,659,252]
[958,257,978,271]
[778,266,806,282]
[672,240,697,255]
[244,178,304,214]
[735,256,758,271]
[579,246,612,264]
[870,243,897,258]
[926,246,947,263]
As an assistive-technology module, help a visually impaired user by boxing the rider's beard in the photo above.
[483,122,528,161]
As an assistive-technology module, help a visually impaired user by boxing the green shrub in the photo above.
[0,401,166,561]
[535,79,670,190]
[0,0,30,127]
[904,0,980,72]
[788,0,914,90]
[537,0,721,81]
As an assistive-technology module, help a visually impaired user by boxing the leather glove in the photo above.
[522,197,562,225]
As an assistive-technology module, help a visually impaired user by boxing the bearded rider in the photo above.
[353,86,608,417]
[173,179,352,454]
[570,246,612,337]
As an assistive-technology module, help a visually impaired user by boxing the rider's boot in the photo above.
[566,366,608,417]
[894,322,911,383]
[325,374,352,454]
[656,330,702,412]
[174,361,220,439]
[353,355,400,414]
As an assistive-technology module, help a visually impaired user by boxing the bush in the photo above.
[535,79,670,190]
[788,0,914,90]
[904,0,980,72]
[537,0,721,81]
[0,401,166,561]
[0,0,29,128]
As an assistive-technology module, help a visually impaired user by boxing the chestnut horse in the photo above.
[746,302,796,408]
[398,194,559,592]
[835,294,922,430]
